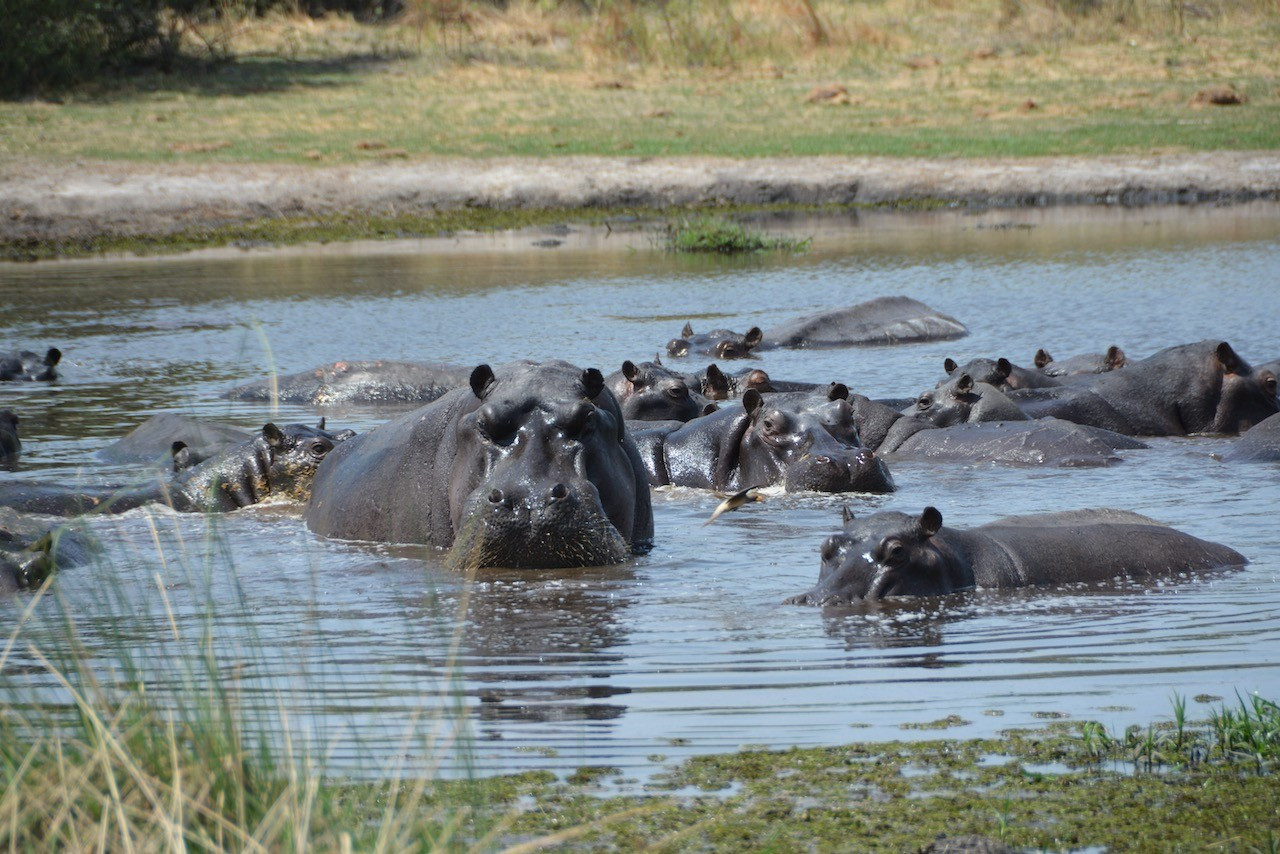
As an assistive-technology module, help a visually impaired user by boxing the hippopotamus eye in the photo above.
[916,394,933,410]
[477,409,517,446]
[882,540,908,565]
[1264,374,1278,396]
[308,439,333,459]
[666,384,689,399]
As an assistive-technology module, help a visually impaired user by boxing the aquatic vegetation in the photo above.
[665,216,810,255]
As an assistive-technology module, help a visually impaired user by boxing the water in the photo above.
[2,204,1279,782]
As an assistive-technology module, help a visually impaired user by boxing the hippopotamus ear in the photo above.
[1215,342,1242,374]
[469,364,496,400]
[841,505,855,524]
[919,506,943,538]
[1034,349,1052,369]
[262,422,285,448]
[994,358,1012,382]
[955,374,974,393]
[827,383,849,401]
[654,352,664,365]
[622,360,642,384]
[943,358,958,375]
[701,403,718,417]
[681,321,694,338]
[742,388,764,418]
[704,363,730,397]
[45,348,61,368]
[744,327,764,349]
[581,368,605,399]
[316,416,326,431]
[1105,346,1126,369]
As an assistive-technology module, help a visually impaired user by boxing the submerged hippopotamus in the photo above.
[226,360,473,406]
[305,360,653,568]
[605,360,713,421]
[0,422,351,516]
[631,386,894,493]
[909,374,1028,428]
[0,411,19,463]
[0,348,61,382]
[100,413,255,466]
[1033,345,1126,377]
[666,323,763,359]
[1009,341,1278,436]
[787,507,1246,605]
[940,357,1060,391]
[1,508,96,593]
[1223,412,1280,462]
[760,296,968,349]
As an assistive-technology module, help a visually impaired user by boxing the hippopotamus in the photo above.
[99,413,256,465]
[0,411,19,463]
[0,422,352,516]
[1008,341,1278,436]
[940,357,1060,391]
[666,323,763,359]
[304,360,653,568]
[759,296,968,349]
[605,360,713,421]
[1222,412,1280,462]
[1,508,96,593]
[1033,345,1127,377]
[632,386,894,493]
[226,360,473,406]
[786,507,1246,605]
[908,374,1028,428]
[0,348,61,382]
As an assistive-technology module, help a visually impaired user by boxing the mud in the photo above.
[3,152,1278,245]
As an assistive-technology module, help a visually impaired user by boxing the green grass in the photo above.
[666,216,810,254]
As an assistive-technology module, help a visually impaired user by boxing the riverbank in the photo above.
[4,151,1280,260]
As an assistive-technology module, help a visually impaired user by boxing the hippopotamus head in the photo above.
[449,362,653,569]
[253,421,354,503]
[1199,342,1279,434]
[942,357,1014,389]
[666,323,763,360]
[908,374,1025,428]
[1034,345,1126,376]
[0,348,60,382]
[736,387,894,493]
[786,507,952,605]
[610,360,704,422]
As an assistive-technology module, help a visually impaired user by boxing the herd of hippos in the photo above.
[3,295,1278,604]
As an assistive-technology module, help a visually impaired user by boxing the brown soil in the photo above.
[3,152,1279,245]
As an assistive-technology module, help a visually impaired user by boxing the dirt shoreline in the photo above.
[4,152,1280,246]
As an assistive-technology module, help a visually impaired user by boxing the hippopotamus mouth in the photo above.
[449,481,631,569]
[783,448,895,494]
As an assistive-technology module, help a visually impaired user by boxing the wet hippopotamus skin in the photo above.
[666,323,763,359]
[759,296,968,349]
[0,422,351,516]
[305,360,654,568]
[0,348,60,382]
[1,508,95,594]
[1223,412,1280,462]
[940,357,1061,391]
[633,386,894,493]
[786,507,1246,605]
[0,411,19,463]
[1008,341,1278,436]
[99,412,255,466]
[226,360,473,406]
[908,374,1029,428]
[1033,345,1127,377]
[605,360,712,421]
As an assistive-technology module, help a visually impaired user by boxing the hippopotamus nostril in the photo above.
[488,488,504,504]
[815,455,832,465]
[548,483,569,503]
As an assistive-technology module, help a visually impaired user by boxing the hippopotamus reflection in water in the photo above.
[787,507,1246,605]
[226,360,473,406]
[604,360,713,422]
[1009,341,1277,436]
[630,386,894,493]
[666,323,763,359]
[305,361,653,569]
[0,411,19,464]
[1,508,96,593]
[0,348,60,382]
[1033,345,1126,377]
[0,422,351,516]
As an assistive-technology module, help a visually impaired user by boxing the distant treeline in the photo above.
[0,0,409,98]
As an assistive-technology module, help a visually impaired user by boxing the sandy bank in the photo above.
[3,152,1279,245]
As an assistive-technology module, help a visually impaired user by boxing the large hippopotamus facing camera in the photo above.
[787,507,1246,605]
[226,360,473,407]
[305,360,653,568]
[1008,341,1278,436]
[0,348,61,382]
[0,422,351,516]
[630,386,894,493]
[0,411,19,463]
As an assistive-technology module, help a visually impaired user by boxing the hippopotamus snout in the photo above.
[785,447,894,494]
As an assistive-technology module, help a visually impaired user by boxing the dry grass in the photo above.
[0,0,1276,162]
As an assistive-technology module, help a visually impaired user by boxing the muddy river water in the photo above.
[2,204,1279,781]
